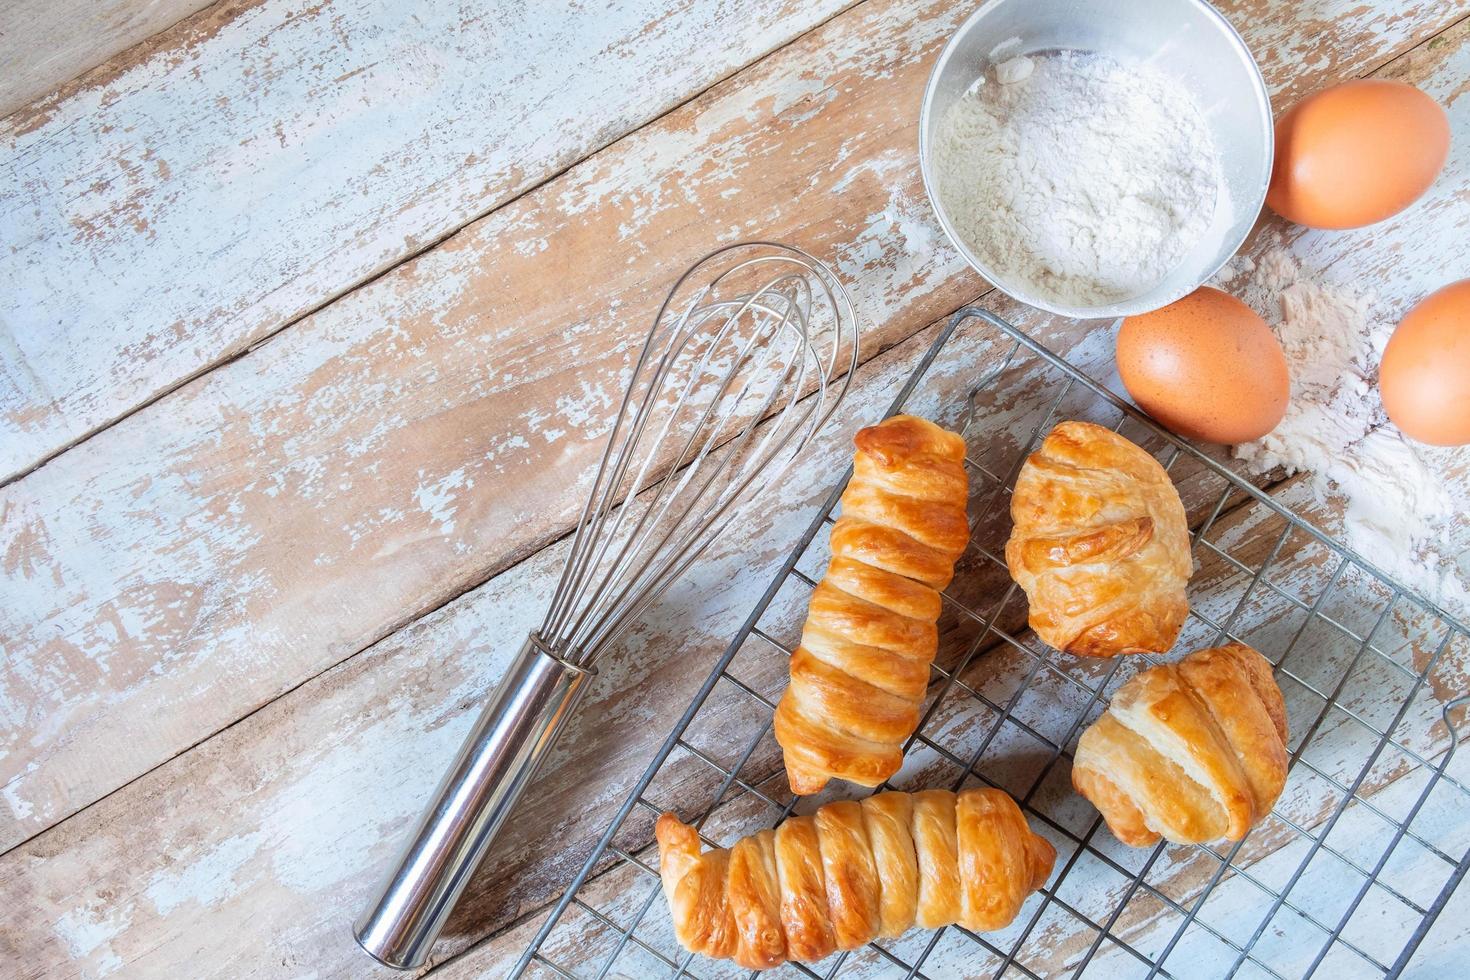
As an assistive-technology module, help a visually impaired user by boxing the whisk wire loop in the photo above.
[355,242,856,971]
[565,291,811,656]
[541,243,856,668]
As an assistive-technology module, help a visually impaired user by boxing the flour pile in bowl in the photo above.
[934,50,1224,308]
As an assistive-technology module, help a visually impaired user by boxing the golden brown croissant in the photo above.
[655,788,1056,969]
[1005,420,1191,658]
[1072,643,1289,846]
[774,415,969,795]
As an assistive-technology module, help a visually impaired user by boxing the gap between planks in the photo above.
[3,0,1460,493]
[0,0,867,492]
[445,462,1470,974]
[4,0,1464,858]
[351,18,1470,961]
[5,0,1467,919]
[0,0,223,122]
[140,0,1470,832]
[8,276,1464,976]
[0,271,1300,868]
[439,733,1463,980]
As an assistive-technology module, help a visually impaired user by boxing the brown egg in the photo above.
[1380,279,1470,446]
[1117,287,1289,444]
[1268,80,1449,229]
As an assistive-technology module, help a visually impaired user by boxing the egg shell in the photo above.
[1380,279,1470,446]
[1117,287,1290,444]
[1267,79,1449,230]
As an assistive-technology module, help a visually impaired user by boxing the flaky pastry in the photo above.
[655,787,1055,968]
[774,415,969,794]
[1005,420,1191,657]
[1072,642,1290,846]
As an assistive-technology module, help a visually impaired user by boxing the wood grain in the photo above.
[0,0,856,482]
[415,415,1470,979]
[0,290,1363,979]
[6,278,1468,980]
[6,2,1470,978]
[0,0,215,120]
[366,16,1470,963]
[5,0,1464,859]
[439,732,1470,979]
[0,0,981,851]
[1,0,1461,484]
[0,310,937,979]
[435,463,1470,980]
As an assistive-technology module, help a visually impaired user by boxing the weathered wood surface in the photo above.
[445,713,1470,979]
[4,1,1470,978]
[0,0,213,120]
[8,275,1470,980]
[0,0,1458,484]
[5,0,1464,860]
[434,15,1470,976]
[0,0,857,481]
[8,275,1466,980]
[424,453,1470,980]
[0,0,969,847]
[0,307,932,979]
[434,470,1470,980]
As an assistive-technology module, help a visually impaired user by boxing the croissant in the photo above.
[1072,643,1289,846]
[1005,420,1191,658]
[774,415,969,795]
[655,787,1056,969]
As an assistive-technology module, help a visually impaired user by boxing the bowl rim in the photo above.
[918,0,1275,320]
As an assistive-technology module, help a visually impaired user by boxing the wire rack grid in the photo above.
[514,308,1470,980]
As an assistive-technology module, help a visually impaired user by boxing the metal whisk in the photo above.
[354,242,858,969]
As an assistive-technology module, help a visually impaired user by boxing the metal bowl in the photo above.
[919,0,1272,319]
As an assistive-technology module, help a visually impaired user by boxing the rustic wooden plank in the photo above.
[0,0,214,120]
[0,257,1282,976]
[0,0,980,851]
[435,19,1470,970]
[3,0,1460,857]
[432,472,1470,979]
[462,727,1470,980]
[436,19,1470,972]
[1023,474,1470,978]
[1,0,1459,486]
[7,279,1469,979]
[0,309,933,978]
[0,298,1337,978]
[1074,758,1470,977]
[0,0,858,482]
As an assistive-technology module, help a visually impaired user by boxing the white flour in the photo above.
[1222,247,1470,610]
[934,50,1223,307]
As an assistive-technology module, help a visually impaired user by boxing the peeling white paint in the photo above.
[0,0,856,481]
[145,831,263,915]
[2,778,34,820]
[2,12,1468,980]
[54,903,130,976]
[411,466,469,533]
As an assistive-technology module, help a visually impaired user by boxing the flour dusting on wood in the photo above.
[1225,244,1470,611]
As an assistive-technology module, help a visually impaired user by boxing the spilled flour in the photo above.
[1219,247,1469,610]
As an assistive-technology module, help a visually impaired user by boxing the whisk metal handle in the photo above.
[354,634,590,970]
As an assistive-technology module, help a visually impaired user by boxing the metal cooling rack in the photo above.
[514,309,1470,979]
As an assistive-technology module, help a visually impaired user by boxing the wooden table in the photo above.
[3,1,1468,977]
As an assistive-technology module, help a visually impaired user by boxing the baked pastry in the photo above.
[1005,420,1191,657]
[655,787,1056,968]
[1072,642,1289,846]
[774,415,969,794]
